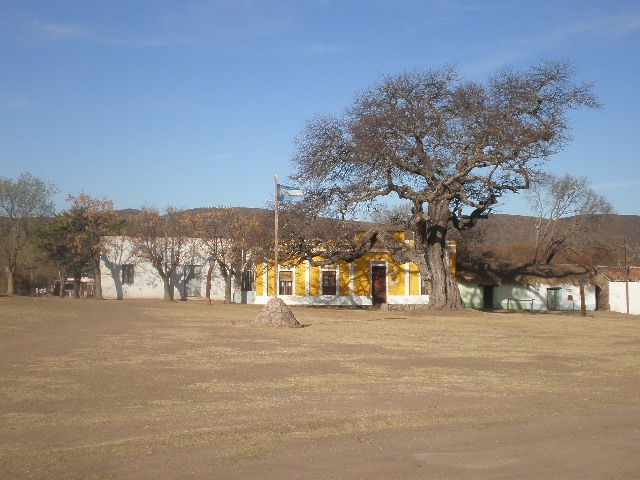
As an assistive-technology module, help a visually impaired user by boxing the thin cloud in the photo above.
[523,11,640,50]
[564,11,640,41]
[210,152,236,162]
[467,9,640,75]
[23,5,305,52]
[31,19,196,48]
[594,180,640,190]
[302,43,350,54]
[34,20,92,41]
[432,0,507,14]
[3,94,33,110]
[595,180,640,190]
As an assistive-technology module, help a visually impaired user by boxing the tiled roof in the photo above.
[457,263,596,286]
[596,266,640,282]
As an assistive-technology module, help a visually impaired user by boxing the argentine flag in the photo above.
[277,185,304,202]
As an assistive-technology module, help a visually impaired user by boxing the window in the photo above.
[279,270,293,295]
[421,277,429,295]
[322,270,337,295]
[241,268,253,291]
[122,264,134,284]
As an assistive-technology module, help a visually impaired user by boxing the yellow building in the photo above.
[254,232,456,306]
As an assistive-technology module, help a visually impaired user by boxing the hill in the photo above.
[462,213,640,246]
[115,207,640,241]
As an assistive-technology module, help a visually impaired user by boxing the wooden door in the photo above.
[371,265,387,305]
[482,285,495,309]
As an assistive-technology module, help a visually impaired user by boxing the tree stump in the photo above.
[251,297,301,327]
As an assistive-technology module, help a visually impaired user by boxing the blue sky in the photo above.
[1,0,639,216]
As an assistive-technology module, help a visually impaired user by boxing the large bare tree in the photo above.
[527,173,614,264]
[0,173,58,295]
[289,61,599,309]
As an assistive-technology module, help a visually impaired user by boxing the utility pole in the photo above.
[624,237,630,315]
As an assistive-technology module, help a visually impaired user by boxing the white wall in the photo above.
[608,282,640,315]
[253,294,430,306]
[460,282,597,311]
[100,237,230,301]
[513,283,596,311]
[262,282,597,310]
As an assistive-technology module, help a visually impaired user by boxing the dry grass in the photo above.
[1,297,639,479]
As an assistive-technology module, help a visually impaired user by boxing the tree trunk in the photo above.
[57,269,65,297]
[224,271,233,303]
[425,243,464,309]
[422,201,464,310]
[205,264,213,305]
[162,276,173,301]
[73,275,81,298]
[93,258,103,300]
[5,265,15,296]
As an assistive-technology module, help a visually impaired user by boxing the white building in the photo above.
[100,236,235,301]
[596,266,640,315]
[101,236,637,315]
[456,263,598,311]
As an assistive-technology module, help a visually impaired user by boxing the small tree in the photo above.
[67,194,124,298]
[127,207,190,301]
[527,173,614,264]
[191,208,260,303]
[38,215,83,298]
[0,173,58,295]
[39,194,124,298]
[289,61,599,309]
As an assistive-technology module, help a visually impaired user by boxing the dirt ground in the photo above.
[1,296,639,480]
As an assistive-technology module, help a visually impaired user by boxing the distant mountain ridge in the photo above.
[115,208,640,246]
[465,214,640,246]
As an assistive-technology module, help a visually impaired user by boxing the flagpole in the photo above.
[274,174,279,298]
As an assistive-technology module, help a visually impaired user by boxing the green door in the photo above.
[547,288,560,310]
